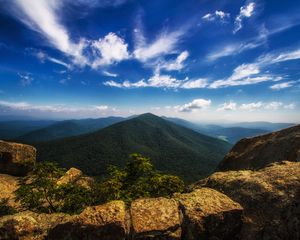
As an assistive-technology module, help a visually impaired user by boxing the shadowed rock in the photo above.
[130,197,182,239]
[174,188,243,240]
[0,140,36,176]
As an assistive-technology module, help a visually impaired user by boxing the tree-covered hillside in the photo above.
[35,113,231,182]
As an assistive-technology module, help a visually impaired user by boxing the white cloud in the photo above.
[102,70,118,77]
[240,102,263,111]
[91,33,129,68]
[18,73,34,86]
[217,101,237,111]
[175,99,211,112]
[202,10,230,22]
[284,103,295,110]
[180,78,208,89]
[234,2,255,33]
[270,81,296,90]
[0,100,112,114]
[95,105,108,111]
[160,51,189,71]
[239,101,295,111]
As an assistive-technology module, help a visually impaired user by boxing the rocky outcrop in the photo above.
[0,140,36,176]
[0,211,72,240]
[195,161,300,240]
[217,124,300,171]
[174,188,243,240]
[0,189,243,240]
[130,197,182,239]
[48,200,127,240]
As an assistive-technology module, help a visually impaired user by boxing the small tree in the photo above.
[15,162,92,214]
[95,153,184,204]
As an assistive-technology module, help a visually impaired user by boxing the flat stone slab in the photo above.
[130,197,182,239]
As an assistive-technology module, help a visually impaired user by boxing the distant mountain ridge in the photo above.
[35,113,232,182]
[17,117,124,143]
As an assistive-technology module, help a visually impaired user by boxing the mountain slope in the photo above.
[35,113,232,182]
[18,117,124,143]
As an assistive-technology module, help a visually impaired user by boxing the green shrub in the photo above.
[15,162,92,214]
[95,153,184,204]
[0,198,16,216]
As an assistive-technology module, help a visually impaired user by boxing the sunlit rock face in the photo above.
[217,124,300,171]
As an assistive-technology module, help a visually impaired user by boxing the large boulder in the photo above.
[174,188,243,240]
[48,200,127,240]
[130,197,182,239]
[0,211,72,240]
[0,140,36,176]
[217,124,300,171]
[196,161,300,240]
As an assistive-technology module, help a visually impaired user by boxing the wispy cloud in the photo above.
[217,101,237,111]
[209,63,274,88]
[104,70,208,89]
[159,51,189,71]
[206,25,268,62]
[102,70,118,77]
[133,30,184,62]
[270,81,297,90]
[202,10,230,23]
[233,2,255,33]
[13,0,87,65]
[239,101,295,111]
[18,73,34,86]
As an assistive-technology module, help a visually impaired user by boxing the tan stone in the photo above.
[47,200,127,240]
[0,140,36,176]
[174,188,243,240]
[196,161,300,240]
[130,197,182,239]
[57,167,82,185]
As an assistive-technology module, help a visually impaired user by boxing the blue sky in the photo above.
[0,0,299,122]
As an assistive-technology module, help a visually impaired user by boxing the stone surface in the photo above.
[175,188,243,240]
[0,211,72,240]
[196,161,300,240]
[48,200,127,240]
[217,124,300,171]
[0,140,36,176]
[57,167,82,185]
[0,174,19,209]
[130,197,182,239]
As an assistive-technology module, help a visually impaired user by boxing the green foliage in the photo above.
[0,198,16,216]
[95,153,184,204]
[15,162,92,214]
